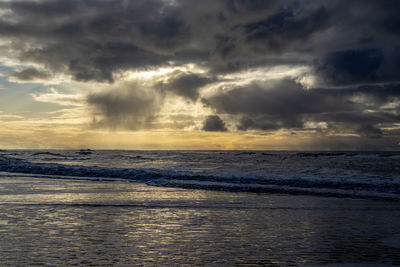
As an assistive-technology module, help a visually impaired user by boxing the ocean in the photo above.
[0,150,399,265]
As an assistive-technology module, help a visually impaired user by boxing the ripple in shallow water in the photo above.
[0,174,399,266]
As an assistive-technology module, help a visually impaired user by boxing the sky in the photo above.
[0,0,399,150]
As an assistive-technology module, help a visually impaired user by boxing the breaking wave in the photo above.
[0,153,399,200]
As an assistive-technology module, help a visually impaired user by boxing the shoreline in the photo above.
[0,173,399,265]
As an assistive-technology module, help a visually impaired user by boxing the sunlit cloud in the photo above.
[31,88,84,106]
[0,111,24,121]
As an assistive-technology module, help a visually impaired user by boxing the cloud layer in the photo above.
[1,0,399,149]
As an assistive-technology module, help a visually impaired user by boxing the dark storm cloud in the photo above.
[237,116,280,131]
[208,2,333,73]
[204,80,400,134]
[138,11,190,52]
[342,0,400,37]
[10,68,51,81]
[315,48,400,86]
[316,49,384,86]
[157,72,213,101]
[202,115,227,132]
[243,7,330,49]
[64,42,165,82]
[7,0,79,15]
[1,0,398,81]
[0,0,335,80]
[0,0,188,82]
[205,80,347,130]
[356,125,383,139]
[87,84,162,129]
[225,0,278,13]
[0,0,399,79]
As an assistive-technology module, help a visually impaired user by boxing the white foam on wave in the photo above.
[0,151,399,200]
[150,179,400,200]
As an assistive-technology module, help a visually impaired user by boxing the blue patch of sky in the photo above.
[0,66,68,116]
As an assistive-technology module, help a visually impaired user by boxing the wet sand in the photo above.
[0,173,399,266]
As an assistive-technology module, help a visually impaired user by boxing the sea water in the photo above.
[1,150,400,200]
[0,150,399,265]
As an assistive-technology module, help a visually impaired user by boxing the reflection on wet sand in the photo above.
[0,174,399,266]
